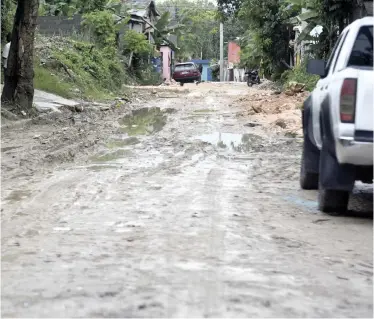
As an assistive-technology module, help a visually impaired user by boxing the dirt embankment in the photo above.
[234,87,309,137]
[1,89,156,182]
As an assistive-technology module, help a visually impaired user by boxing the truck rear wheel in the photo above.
[300,147,319,189]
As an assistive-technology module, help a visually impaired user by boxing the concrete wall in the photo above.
[37,15,82,36]
[189,59,212,81]
[160,46,172,81]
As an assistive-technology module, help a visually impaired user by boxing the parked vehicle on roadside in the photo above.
[300,17,373,214]
[245,70,261,87]
[172,62,201,86]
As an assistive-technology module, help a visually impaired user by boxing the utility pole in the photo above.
[219,22,224,82]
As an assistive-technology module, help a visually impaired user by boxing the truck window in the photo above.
[325,33,344,75]
[348,25,373,67]
[332,30,350,73]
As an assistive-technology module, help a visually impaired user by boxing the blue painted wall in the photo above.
[151,57,162,73]
[190,59,212,81]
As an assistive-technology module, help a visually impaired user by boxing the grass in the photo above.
[33,37,131,101]
[34,65,74,98]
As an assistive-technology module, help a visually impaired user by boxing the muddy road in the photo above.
[2,83,373,318]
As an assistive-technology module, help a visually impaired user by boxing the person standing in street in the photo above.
[2,33,11,83]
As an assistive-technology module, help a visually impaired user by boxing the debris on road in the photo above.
[235,87,308,137]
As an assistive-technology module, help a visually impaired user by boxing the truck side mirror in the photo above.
[306,59,327,77]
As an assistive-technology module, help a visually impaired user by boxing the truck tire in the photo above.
[300,100,319,190]
[300,147,319,189]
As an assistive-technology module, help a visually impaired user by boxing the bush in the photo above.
[52,40,127,98]
[81,10,117,49]
[136,66,162,85]
[122,30,153,56]
[280,61,319,92]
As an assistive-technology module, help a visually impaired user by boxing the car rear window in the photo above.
[175,64,195,71]
[348,25,373,67]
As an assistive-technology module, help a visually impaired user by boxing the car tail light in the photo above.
[340,78,356,123]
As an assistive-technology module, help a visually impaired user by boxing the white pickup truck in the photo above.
[300,17,373,214]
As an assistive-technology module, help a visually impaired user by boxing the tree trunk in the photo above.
[1,0,39,113]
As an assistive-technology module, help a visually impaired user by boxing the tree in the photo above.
[1,0,17,42]
[158,0,222,60]
[2,0,40,113]
[217,0,242,17]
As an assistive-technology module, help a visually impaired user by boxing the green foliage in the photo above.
[217,0,243,17]
[122,30,152,55]
[81,10,117,49]
[135,66,162,86]
[217,0,361,79]
[1,0,16,42]
[34,63,74,98]
[153,11,184,51]
[35,37,127,100]
[158,0,220,60]
[280,61,319,91]
[42,0,115,15]
[235,0,297,78]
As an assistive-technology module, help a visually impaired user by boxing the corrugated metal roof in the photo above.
[190,59,211,64]
[128,9,147,18]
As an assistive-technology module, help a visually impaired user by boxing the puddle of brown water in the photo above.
[119,107,168,136]
[196,132,262,153]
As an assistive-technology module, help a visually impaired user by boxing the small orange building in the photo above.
[228,42,241,65]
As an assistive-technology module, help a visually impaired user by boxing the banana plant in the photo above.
[146,11,184,51]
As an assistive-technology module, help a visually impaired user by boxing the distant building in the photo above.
[228,42,241,66]
[126,1,160,43]
[190,59,213,82]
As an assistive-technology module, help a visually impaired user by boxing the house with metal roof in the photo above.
[127,0,160,43]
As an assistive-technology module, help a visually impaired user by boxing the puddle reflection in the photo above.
[196,132,262,153]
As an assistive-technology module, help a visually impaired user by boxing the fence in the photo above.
[37,15,82,36]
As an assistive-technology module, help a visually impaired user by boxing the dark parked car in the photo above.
[172,62,201,86]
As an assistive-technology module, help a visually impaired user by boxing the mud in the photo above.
[1,82,373,318]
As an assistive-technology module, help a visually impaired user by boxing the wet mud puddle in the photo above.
[87,107,173,168]
[195,132,262,153]
[119,107,169,136]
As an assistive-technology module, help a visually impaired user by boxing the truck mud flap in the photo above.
[319,145,356,192]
